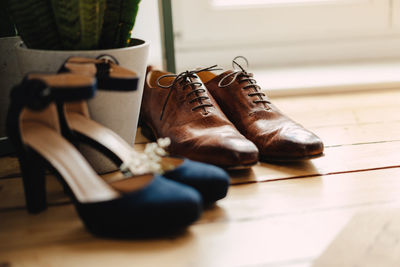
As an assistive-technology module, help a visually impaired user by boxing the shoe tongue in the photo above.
[196,69,228,84]
[214,69,239,88]
[159,76,176,87]
[150,70,174,88]
[219,70,234,77]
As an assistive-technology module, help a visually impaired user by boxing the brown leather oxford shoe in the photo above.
[198,57,324,161]
[139,66,259,169]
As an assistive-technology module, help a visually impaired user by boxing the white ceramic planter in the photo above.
[15,39,150,173]
[0,36,22,138]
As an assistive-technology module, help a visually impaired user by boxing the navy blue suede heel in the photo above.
[6,73,202,237]
[162,159,229,205]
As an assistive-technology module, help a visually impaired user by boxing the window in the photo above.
[171,0,400,70]
[212,0,346,7]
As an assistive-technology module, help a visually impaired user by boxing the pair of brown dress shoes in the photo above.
[139,57,324,169]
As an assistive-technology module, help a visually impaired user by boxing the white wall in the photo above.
[131,0,163,68]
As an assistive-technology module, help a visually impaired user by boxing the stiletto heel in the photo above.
[18,148,47,213]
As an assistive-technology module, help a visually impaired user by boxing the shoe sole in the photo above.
[223,162,258,170]
[259,152,325,163]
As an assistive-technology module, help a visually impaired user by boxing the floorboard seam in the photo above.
[237,257,313,267]
[311,120,400,129]
[325,139,400,148]
[0,201,72,213]
[232,165,400,185]
[197,199,400,225]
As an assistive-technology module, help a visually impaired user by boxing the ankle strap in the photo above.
[59,56,139,92]
[95,54,138,91]
[10,75,96,110]
[95,62,139,92]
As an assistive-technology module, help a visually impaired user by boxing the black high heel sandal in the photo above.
[6,73,202,237]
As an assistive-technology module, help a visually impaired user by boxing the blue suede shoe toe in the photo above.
[163,159,230,204]
[75,175,202,238]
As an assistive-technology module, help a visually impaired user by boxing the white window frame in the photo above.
[172,0,400,70]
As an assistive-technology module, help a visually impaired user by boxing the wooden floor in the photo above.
[1,89,400,267]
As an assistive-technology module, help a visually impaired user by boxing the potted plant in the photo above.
[7,0,149,173]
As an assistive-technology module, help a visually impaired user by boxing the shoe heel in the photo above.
[18,149,47,213]
[138,119,157,142]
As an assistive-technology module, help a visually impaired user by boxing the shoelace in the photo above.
[156,65,222,120]
[218,56,271,108]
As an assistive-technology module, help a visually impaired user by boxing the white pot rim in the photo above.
[16,38,149,53]
[0,36,21,41]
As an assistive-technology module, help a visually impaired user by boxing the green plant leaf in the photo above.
[51,0,105,50]
[51,0,80,49]
[118,0,141,47]
[80,0,105,49]
[100,0,141,49]
[100,0,122,49]
[0,0,16,37]
[7,0,62,49]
